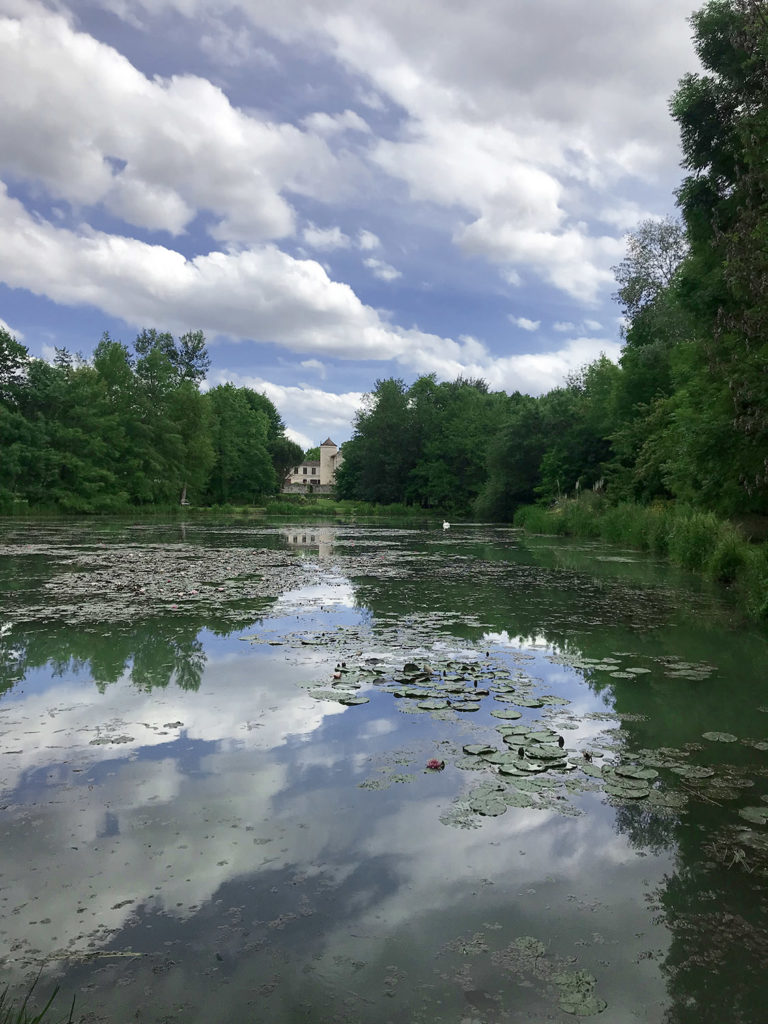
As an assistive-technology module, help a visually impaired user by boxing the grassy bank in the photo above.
[1,496,445,521]
[262,496,444,519]
[514,495,768,621]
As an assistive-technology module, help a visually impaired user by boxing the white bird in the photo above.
[443,520,450,530]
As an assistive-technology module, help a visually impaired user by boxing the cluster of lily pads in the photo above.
[298,649,768,840]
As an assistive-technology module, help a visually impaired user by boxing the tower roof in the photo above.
[320,438,336,447]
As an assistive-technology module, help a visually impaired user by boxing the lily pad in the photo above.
[615,765,659,781]
[417,698,450,710]
[670,765,715,780]
[702,731,738,743]
[553,970,607,1017]
[456,756,491,771]
[491,709,523,720]
[738,806,768,825]
[604,783,650,799]
[469,794,507,816]
[463,744,496,756]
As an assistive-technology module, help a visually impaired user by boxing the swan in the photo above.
[442,520,450,530]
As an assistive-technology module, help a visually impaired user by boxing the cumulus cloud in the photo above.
[0,184,398,357]
[121,0,691,299]
[357,229,380,251]
[208,369,363,439]
[0,316,22,339]
[363,257,401,281]
[302,224,351,250]
[0,6,356,244]
[299,358,327,378]
[509,315,540,332]
[302,109,370,135]
[553,321,575,332]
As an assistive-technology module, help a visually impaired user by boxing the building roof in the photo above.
[320,438,336,447]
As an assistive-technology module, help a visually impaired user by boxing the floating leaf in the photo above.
[604,783,650,799]
[670,765,715,780]
[469,794,507,816]
[463,744,496,756]
[702,731,738,743]
[553,970,607,1017]
[738,806,768,825]
[615,765,659,781]
[491,709,523,720]
[456,756,491,771]
[417,698,450,710]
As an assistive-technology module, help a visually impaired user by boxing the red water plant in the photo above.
[426,758,445,771]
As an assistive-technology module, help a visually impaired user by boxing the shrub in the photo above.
[705,527,748,584]
[667,508,720,572]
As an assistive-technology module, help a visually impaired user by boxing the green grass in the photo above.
[514,495,768,622]
[0,978,74,1024]
[263,496,443,519]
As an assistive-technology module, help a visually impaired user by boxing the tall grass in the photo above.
[514,496,768,621]
[0,978,74,1024]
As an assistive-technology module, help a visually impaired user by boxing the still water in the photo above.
[1,519,767,1023]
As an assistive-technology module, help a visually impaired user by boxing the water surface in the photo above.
[1,519,767,1023]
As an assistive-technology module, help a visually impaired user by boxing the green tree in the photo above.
[204,384,277,504]
[335,378,415,503]
[669,0,768,511]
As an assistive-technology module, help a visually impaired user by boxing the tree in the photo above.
[612,218,689,321]
[272,436,305,483]
[668,0,768,511]
[204,385,277,504]
[335,379,415,503]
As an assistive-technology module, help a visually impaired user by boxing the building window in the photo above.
[311,467,316,475]
[303,467,307,475]
[292,467,298,474]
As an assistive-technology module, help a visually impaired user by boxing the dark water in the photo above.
[1,519,767,1023]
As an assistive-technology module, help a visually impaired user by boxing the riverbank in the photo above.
[514,495,768,621]
[1,496,445,522]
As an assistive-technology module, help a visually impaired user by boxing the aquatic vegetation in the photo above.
[0,979,74,1024]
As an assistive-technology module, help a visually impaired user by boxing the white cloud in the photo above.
[299,358,327,378]
[0,6,354,244]
[0,182,620,402]
[583,318,603,330]
[0,316,22,339]
[285,426,314,449]
[0,184,399,358]
[209,369,364,439]
[363,257,401,281]
[302,109,370,135]
[357,229,380,251]
[553,321,575,332]
[302,224,351,250]
[509,315,540,332]
[0,0,698,329]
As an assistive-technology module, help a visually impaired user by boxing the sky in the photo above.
[0,0,700,450]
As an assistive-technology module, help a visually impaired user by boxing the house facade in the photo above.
[282,438,344,494]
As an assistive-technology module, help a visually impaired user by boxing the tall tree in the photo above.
[669,0,768,511]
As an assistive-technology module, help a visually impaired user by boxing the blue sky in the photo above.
[0,0,698,449]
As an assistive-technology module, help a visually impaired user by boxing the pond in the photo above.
[1,518,767,1023]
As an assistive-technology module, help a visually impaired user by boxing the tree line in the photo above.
[339,0,768,522]
[0,328,303,512]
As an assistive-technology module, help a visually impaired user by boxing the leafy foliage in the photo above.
[0,328,289,511]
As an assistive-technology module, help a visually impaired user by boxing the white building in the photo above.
[283,438,344,493]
